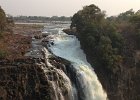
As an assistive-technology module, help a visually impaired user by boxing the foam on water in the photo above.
[48,30,107,100]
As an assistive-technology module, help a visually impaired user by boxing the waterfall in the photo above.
[46,30,107,100]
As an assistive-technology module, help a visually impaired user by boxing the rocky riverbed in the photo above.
[0,54,73,100]
[0,24,74,100]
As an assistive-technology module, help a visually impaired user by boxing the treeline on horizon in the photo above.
[13,16,71,23]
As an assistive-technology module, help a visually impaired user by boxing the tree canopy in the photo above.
[0,6,6,32]
[71,4,140,73]
[71,4,123,72]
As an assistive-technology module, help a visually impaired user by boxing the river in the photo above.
[43,23,107,100]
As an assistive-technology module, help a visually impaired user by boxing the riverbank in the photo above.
[0,24,43,60]
[0,23,75,100]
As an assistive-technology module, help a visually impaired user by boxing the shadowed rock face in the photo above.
[0,55,72,100]
[77,40,140,100]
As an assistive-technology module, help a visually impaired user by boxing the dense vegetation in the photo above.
[71,4,140,72]
[71,4,124,72]
[71,4,140,100]
[0,6,7,58]
[0,6,7,33]
[0,7,15,59]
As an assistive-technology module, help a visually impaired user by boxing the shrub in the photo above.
[0,6,6,32]
[0,50,7,59]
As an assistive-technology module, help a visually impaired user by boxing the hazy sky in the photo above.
[0,0,140,17]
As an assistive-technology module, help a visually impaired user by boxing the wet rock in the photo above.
[0,51,73,100]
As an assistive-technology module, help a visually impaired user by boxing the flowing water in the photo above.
[43,22,107,100]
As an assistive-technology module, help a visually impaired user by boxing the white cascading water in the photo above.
[46,28,107,100]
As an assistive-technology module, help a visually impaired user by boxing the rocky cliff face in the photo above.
[0,53,73,100]
[79,44,140,100]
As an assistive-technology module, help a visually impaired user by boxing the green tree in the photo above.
[71,4,123,72]
[0,6,6,32]
[129,11,140,49]
[71,4,105,33]
[130,12,140,29]
[117,9,134,22]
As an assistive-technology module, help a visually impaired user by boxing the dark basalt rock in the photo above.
[78,42,140,100]
[0,55,73,100]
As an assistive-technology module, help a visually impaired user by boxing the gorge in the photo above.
[46,27,107,100]
[0,4,139,100]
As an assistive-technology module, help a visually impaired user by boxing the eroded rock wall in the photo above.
[0,56,72,100]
